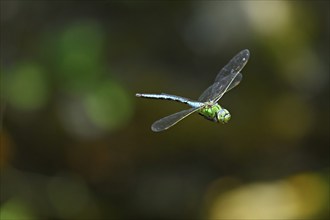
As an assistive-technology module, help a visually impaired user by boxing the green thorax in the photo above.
[199,103,222,122]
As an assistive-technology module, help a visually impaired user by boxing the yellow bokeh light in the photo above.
[206,173,328,219]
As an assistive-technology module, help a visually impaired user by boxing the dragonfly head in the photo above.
[217,108,231,124]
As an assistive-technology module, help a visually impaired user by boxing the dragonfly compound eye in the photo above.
[217,109,231,124]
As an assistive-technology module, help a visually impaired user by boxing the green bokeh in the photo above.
[0,198,36,220]
[4,62,49,111]
[84,79,133,131]
[55,22,106,91]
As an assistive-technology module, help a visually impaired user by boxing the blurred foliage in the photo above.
[0,1,329,220]
[4,62,49,111]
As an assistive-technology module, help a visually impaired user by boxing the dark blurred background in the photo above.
[0,1,329,219]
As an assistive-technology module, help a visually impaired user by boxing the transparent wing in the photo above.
[227,73,242,92]
[198,73,242,102]
[151,107,203,132]
[198,49,249,102]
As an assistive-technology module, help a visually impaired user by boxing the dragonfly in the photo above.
[136,49,250,132]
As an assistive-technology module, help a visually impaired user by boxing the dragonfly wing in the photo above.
[212,72,241,102]
[198,83,218,102]
[198,49,249,102]
[198,73,242,102]
[214,50,249,83]
[151,107,202,132]
[227,73,242,92]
